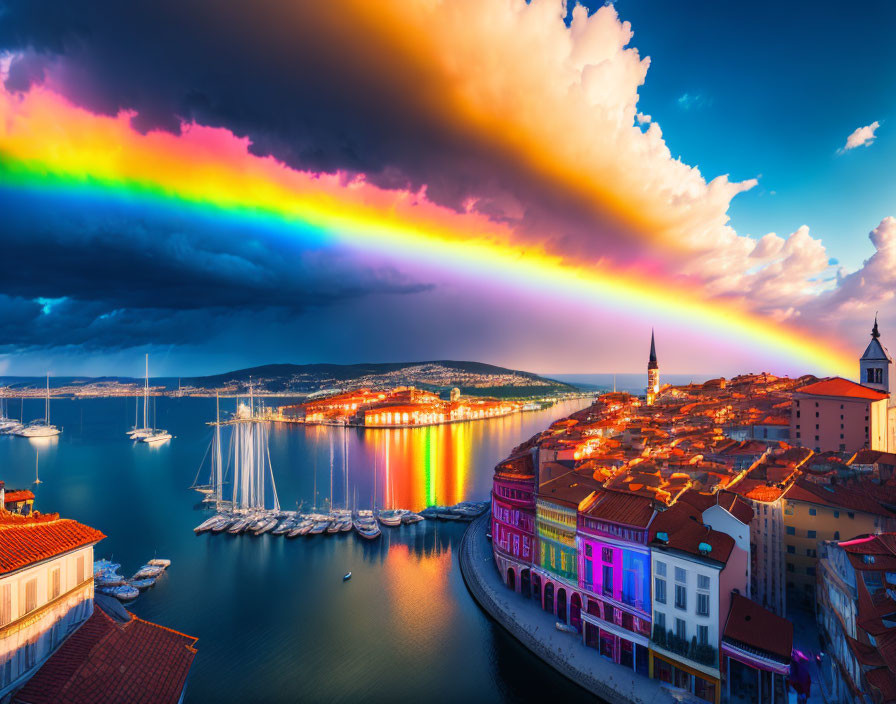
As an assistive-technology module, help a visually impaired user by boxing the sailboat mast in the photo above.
[143,354,149,430]
[343,425,348,509]
[215,393,222,502]
[45,374,49,425]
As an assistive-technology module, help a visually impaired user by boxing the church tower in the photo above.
[860,316,892,396]
[647,329,659,405]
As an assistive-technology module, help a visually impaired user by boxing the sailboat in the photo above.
[191,394,280,513]
[129,355,155,439]
[139,356,171,443]
[17,375,61,437]
[0,398,23,434]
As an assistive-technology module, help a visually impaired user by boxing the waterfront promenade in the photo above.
[460,514,681,704]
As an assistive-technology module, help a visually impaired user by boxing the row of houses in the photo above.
[491,448,792,704]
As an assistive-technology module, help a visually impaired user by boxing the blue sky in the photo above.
[606,0,896,269]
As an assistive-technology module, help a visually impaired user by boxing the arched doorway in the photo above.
[557,587,568,623]
[521,569,531,598]
[544,582,555,614]
[532,573,542,604]
[507,567,516,592]
[570,593,582,633]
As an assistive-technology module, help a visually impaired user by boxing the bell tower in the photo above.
[860,315,892,396]
[647,329,659,405]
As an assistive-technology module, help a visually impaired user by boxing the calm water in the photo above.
[0,396,594,703]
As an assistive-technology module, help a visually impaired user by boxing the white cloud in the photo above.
[840,121,880,152]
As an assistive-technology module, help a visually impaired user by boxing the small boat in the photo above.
[401,513,424,525]
[133,565,164,580]
[142,430,172,443]
[339,520,352,533]
[95,575,126,587]
[286,520,312,538]
[353,519,381,540]
[377,510,403,527]
[343,572,352,581]
[147,558,171,569]
[327,521,341,534]
[310,520,330,535]
[94,559,121,575]
[228,517,252,534]
[272,517,296,535]
[130,578,156,590]
[252,518,278,535]
[194,516,221,534]
[213,516,236,533]
[98,585,139,601]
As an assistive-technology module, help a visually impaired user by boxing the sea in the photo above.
[0,396,596,703]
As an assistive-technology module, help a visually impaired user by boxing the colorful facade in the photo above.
[577,490,655,676]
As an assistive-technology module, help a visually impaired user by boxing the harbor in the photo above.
[0,395,590,703]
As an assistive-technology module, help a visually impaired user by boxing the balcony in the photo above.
[651,624,718,668]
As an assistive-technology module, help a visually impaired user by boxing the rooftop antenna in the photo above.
[34,449,42,485]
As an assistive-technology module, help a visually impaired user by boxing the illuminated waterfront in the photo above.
[0,396,591,703]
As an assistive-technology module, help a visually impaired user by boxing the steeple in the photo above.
[646,329,660,404]
[860,315,892,396]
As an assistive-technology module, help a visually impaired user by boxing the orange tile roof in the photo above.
[4,490,34,503]
[723,593,793,662]
[796,377,888,401]
[13,607,197,704]
[0,512,105,575]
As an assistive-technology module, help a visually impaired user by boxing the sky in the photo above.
[0,0,894,378]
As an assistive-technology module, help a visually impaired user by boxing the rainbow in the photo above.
[0,85,853,375]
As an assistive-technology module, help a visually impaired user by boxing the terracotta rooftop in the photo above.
[0,511,105,575]
[584,490,656,529]
[784,479,896,518]
[851,450,896,467]
[723,593,793,663]
[13,607,197,704]
[795,377,888,401]
[538,471,603,508]
[649,500,735,565]
[4,490,34,503]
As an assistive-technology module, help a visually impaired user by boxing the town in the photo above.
[488,325,896,704]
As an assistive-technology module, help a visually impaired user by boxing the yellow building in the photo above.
[781,479,896,607]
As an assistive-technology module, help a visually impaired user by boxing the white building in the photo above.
[648,496,752,703]
[0,492,104,697]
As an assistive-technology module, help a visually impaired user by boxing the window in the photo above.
[24,578,37,615]
[848,512,855,519]
[834,511,840,518]
[49,568,61,600]
[786,526,795,535]
[809,508,816,516]
[76,556,85,584]
[698,624,709,646]
[808,530,816,539]
[787,563,795,573]
[835,531,840,540]
[585,543,592,557]
[806,566,816,576]
[655,577,666,604]
[787,545,795,554]
[602,547,613,563]
[696,592,710,617]
[675,584,687,610]
[0,584,10,626]
[655,611,666,631]
[674,567,686,583]
[675,618,686,640]
[602,564,613,597]
[655,561,666,577]
[697,574,709,590]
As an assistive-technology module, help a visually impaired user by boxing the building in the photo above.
[790,377,889,453]
[0,506,105,698]
[647,497,751,704]
[721,593,792,704]
[860,317,892,396]
[450,387,461,402]
[534,471,602,622]
[13,603,197,704]
[781,478,896,608]
[577,490,655,676]
[647,330,659,405]
[491,451,538,588]
[816,533,896,703]
[2,489,34,516]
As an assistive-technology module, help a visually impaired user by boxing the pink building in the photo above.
[577,490,655,676]
[790,377,889,453]
[491,451,537,595]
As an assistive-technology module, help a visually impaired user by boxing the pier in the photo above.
[459,514,678,704]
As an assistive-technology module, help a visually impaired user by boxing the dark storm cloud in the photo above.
[0,0,644,264]
[0,189,430,350]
